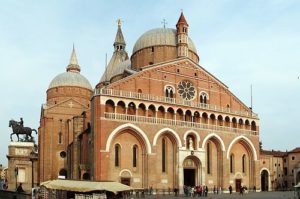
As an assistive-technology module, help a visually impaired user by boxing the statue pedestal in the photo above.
[6,142,38,193]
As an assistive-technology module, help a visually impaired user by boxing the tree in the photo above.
[259,141,262,150]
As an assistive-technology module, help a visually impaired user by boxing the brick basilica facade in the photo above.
[38,13,300,192]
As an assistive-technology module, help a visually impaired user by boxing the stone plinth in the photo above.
[6,142,38,193]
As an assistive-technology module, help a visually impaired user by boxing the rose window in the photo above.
[178,80,196,100]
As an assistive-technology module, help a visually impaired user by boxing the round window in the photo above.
[60,151,67,158]
[178,80,196,100]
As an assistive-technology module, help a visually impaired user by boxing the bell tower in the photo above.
[176,12,189,58]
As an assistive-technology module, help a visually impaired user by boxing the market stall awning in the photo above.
[41,180,132,194]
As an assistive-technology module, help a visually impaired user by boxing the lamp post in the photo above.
[30,151,36,189]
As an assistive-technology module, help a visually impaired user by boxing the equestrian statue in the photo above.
[9,118,37,142]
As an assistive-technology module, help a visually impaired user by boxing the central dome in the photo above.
[48,71,92,90]
[132,28,197,54]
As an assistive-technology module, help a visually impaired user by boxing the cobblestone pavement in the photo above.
[131,191,297,199]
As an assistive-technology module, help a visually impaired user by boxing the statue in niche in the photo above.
[188,137,194,150]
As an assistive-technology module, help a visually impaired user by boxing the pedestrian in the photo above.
[240,186,244,195]
[190,186,194,197]
[229,185,232,194]
[16,183,24,193]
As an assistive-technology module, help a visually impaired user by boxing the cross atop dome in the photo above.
[66,44,81,73]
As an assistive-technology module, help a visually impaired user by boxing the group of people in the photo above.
[183,185,221,197]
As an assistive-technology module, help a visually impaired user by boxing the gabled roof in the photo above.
[260,149,287,157]
[289,147,300,153]
[43,98,89,111]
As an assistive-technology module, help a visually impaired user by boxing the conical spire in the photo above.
[67,44,81,72]
[176,12,188,26]
[99,20,128,83]
[114,19,126,51]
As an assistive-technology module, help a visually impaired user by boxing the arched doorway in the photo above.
[261,170,269,191]
[120,170,132,186]
[183,156,201,186]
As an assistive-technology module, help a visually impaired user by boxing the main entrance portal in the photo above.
[235,179,241,193]
[183,156,201,186]
[184,169,195,186]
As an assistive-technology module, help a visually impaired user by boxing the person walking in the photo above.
[229,185,233,194]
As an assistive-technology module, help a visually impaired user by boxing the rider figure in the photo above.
[19,118,24,128]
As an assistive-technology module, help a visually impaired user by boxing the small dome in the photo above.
[48,71,92,90]
[112,60,131,77]
[133,28,197,54]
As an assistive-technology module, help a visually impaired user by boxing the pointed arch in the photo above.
[153,128,182,147]
[201,133,225,151]
[226,135,258,160]
[105,123,152,154]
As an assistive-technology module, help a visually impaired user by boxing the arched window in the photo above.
[251,121,257,131]
[200,92,208,104]
[207,142,211,174]
[230,154,235,173]
[242,154,246,173]
[165,86,175,98]
[162,138,166,172]
[148,105,156,117]
[58,132,62,144]
[115,144,120,167]
[127,102,136,115]
[133,145,138,168]
[105,100,115,113]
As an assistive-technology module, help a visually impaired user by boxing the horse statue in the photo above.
[9,119,37,142]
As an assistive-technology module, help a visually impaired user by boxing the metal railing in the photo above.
[95,88,258,119]
[104,112,258,136]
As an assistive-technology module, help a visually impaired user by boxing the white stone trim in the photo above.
[226,135,258,160]
[9,142,34,147]
[119,169,133,177]
[105,123,152,154]
[201,133,225,151]
[183,130,200,149]
[153,128,182,148]
[260,167,270,175]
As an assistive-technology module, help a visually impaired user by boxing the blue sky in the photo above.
[0,0,300,165]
